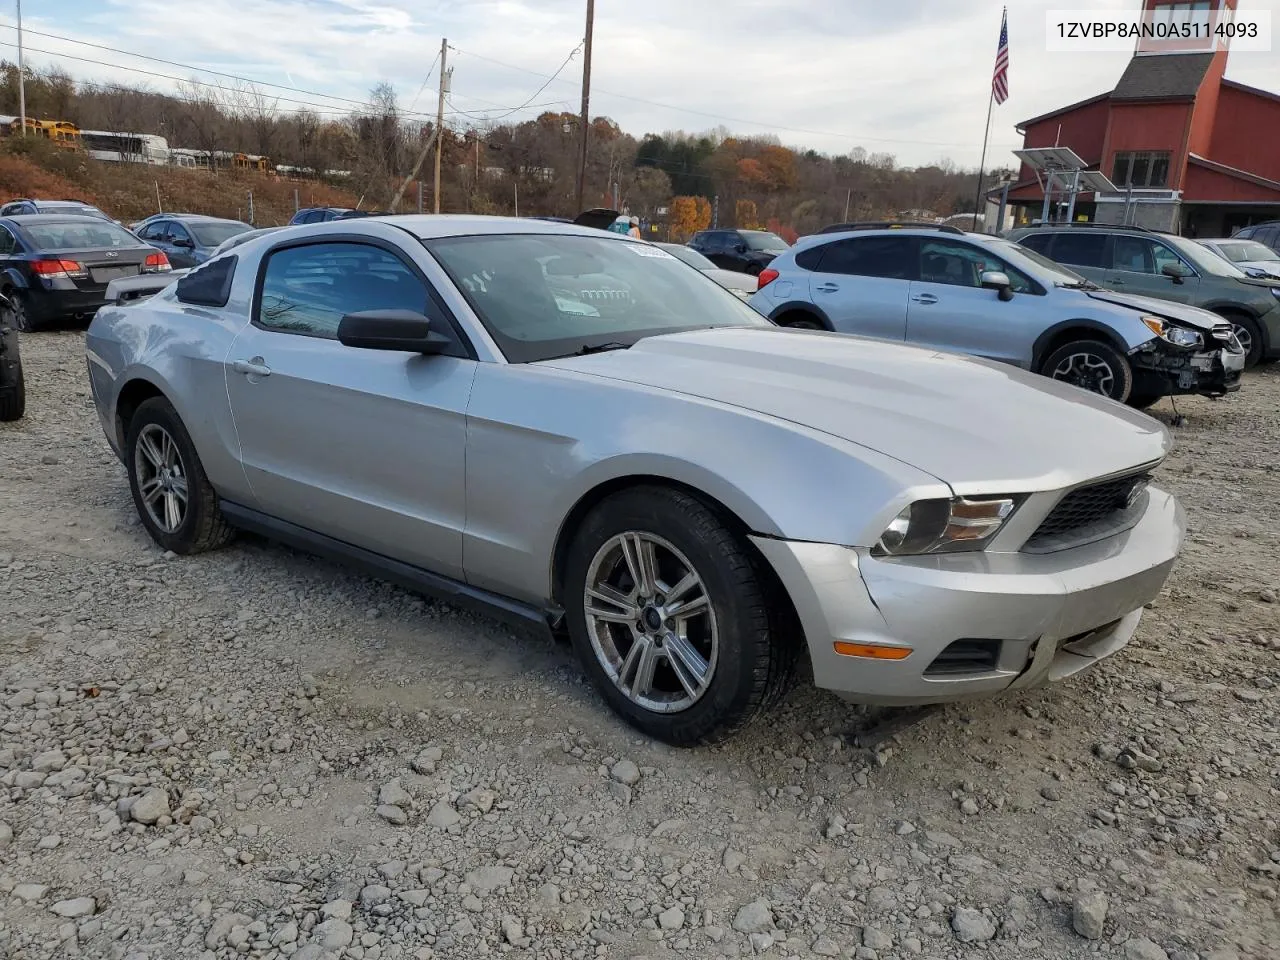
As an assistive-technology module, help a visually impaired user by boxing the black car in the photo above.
[0,198,111,220]
[1233,220,1280,255]
[288,207,372,225]
[0,215,171,331]
[688,228,790,275]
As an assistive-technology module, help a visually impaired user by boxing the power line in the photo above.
[0,23,380,110]
[446,40,582,122]
[447,44,1020,151]
[404,50,441,116]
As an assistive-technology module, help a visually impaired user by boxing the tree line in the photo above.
[0,62,1011,237]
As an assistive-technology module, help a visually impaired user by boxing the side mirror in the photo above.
[337,309,450,354]
[1161,261,1189,283]
[981,270,1015,301]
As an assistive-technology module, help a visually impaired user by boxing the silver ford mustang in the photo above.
[85,215,1186,746]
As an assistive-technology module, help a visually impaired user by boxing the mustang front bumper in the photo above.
[752,486,1185,705]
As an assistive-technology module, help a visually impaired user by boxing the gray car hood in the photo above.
[543,328,1169,492]
[1084,289,1224,330]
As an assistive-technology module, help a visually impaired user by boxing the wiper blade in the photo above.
[571,341,631,355]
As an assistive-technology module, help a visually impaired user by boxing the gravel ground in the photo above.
[1,331,1277,960]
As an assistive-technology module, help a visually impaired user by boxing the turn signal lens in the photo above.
[757,267,779,290]
[31,258,86,279]
[833,641,913,660]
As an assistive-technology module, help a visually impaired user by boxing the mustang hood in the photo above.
[544,328,1170,492]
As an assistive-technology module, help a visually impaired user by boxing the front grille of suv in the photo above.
[1025,471,1152,550]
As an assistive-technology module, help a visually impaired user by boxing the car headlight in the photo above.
[873,496,1019,556]
[1140,316,1203,349]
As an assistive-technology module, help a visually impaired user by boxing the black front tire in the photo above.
[125,396,234,554]
[6,291,34,333]
[0,326,24,422]
[1041,339,1134,403]
[563,486,798,746]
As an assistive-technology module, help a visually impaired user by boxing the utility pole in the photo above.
[16,0,26,136]
[434,38,449,214]
[574,0,595,212]
[844,188,851,221]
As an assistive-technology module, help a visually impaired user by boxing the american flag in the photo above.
[992,8,1010,104]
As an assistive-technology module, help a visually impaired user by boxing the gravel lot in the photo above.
[1,331,1277,960]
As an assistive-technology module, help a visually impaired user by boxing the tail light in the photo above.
[757,267,779,290]
[31,258,87,279]
[142,252,172,273]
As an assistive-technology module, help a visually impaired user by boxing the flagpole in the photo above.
[973,90,995,231]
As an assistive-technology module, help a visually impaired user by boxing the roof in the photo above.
[1112,53,1214,101]
[1187,154,1280,195]
[1219,78,1280,105]
[310,213,635,241]
[1015,92,1111,131]
[2,213,121,225]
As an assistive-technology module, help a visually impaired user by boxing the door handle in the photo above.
[910,293,938,304]
[816,282,839,293]
[233,357,272,378]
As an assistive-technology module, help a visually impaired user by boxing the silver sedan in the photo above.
[85,215,1185,745]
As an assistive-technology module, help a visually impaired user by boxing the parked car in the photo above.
[1,198,111,220]
[0,215,171,330]
[1232,220,1280,254]
[0,292,23,420]
[656,242,757,298]
[288,207,371,225]
[104,227,287,306]
[1199,238,1280,280]
[1008,223,1280,367]
[133,215,252,268]
[752,222,1244,407]
[689,229,790,275]
[212,226,282,255]
[86,215,1185,745]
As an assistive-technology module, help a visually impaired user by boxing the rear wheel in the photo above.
[5,291,34,333]
[1217,312,1262,368]
[1041,339,1133,403]
[775,312,825,331]
[125,397,234,554]
[563,486,797,746]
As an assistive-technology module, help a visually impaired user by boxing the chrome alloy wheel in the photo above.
[582,532,718,714]
[134,423,189,533]
[1230,322,1253,362]
[1050,350,1117,396]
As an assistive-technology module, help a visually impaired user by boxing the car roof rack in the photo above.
[1025,221,1163,234]
[818,221,966,235]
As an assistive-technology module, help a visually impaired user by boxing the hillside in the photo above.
[0,138,365,226]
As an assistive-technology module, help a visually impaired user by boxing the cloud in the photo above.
[5,0,1279,167]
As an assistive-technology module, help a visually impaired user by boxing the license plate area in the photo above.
[89,265,139,284]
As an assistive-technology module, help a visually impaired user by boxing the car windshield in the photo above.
[1163,234,1248,278]
[24,221,142,250]
[1215,240,1279,263]
[743,231,788,252]
[189,221,251,246]
[991,238,1090,286]
[426,233,770,363]
[658,243,716,270]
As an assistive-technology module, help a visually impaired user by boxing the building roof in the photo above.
[1188,154,1280,195]
[1015,93,1110,132]
[1112,53,1215,101]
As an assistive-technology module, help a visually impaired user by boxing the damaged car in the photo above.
[752,223,1245,408]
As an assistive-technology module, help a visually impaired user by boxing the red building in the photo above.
[1006,0,1280,236]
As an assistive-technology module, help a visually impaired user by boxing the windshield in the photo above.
[990,238,1089,285]
[743,231,788,252]
[1214,240,1279,263]
[1164,234,1248,278]
[190,221,251,246]
[24,221,143,250]
[426,234,769,363]
[658,243,716,270]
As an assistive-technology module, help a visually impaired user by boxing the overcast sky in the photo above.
[2,0,1278,168]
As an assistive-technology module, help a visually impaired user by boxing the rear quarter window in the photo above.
[794,246,825,271]
[175,255,238,308]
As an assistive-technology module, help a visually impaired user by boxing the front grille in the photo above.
[1027,471,1151,548]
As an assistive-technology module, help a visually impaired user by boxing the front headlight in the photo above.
[1141,316,1203,349]
[873,496,1019,556]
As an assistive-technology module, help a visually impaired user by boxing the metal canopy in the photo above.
[1014,147,1115,224]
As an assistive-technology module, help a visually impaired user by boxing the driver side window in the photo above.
[256,242,435,339]
[919,240,1038,293]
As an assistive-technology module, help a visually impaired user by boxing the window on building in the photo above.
[1151,2,1212,29]
[1112,151,1171,189]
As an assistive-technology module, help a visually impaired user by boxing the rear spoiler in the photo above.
[106,270,189,305]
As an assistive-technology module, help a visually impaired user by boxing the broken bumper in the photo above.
[751,487,1185,705]
[1133,343,1245,398]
